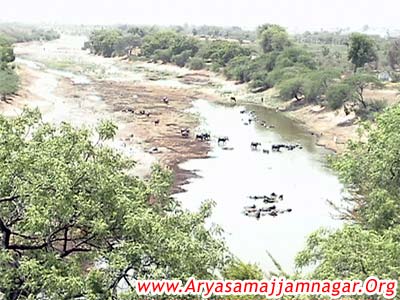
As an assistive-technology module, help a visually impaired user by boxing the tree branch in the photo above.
[0,195,19,203]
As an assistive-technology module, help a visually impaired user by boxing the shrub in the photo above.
[187,57,205,70]
[326,83,353,110]
[171,50,192,67]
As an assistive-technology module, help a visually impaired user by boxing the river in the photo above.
[174,99,343,274]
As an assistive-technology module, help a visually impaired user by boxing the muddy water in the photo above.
[174,99,342,274]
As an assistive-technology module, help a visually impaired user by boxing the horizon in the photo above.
[2,0,400,34]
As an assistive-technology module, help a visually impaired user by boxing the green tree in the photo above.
[275,47,316,70]
[113,34,142,57]
[197,40,250,66]
[257,24,291,53]
[87,29,123,57]
[278,77,306,101]
[171,50,192,67]
[187,57,205,70]
[344,73,383,108]
[0,68,19,101]
[322,46,330,57]
[296,106,400,296]
[296,225,400,282]
[220,259,265,300]
[0,35,15,69]
[0,109,227,299]
[224,56,254,83]
[388,39,400,70]
[326,83,353,109]
[348,33,377,73]
[303,69,340,102]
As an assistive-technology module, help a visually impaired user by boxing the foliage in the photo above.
[224,56,254,83]
[0,69,19,101]
[344,73,383,108]
[274,47,316,70]
[257,24,291,53]
[248,71,272,90]
[348,33,378,72]
[356,99,388,120]
[197,40,251,66]
[0,24,59,43]
[331,105,400,229]
[297,106,400,294]
[141,31,199,63]
[278,77,306,100]
[303,69,340,102]
[222,259,263,280]
[0,36,19,101]
[326,83,353,109]
[217,261,266,300]
[388,39,400,70]
[171,50,192,67]
[113,34,142,56]
[0,35,15,69]
[187,57,205,70]
[296,225,400,281]
[87,29,123,57]
[0,109,227,299]
[322,46,330,57]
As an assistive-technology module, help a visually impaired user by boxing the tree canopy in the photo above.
[296,105,400,294]
[0,35,19,101]
[348,33,377,73]
[0,35,15,69]
[257,24,291,53]
[0,109,227,299]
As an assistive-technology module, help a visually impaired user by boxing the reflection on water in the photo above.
[174,99,342,274]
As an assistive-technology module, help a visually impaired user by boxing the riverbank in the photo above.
[3,34,390,194]
[1,36,221,192]
[123,60,361,153]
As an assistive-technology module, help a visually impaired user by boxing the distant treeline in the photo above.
[84,24,400,118]
[0,23,60,43]
[0,24,60,102]
[0,35,18,101]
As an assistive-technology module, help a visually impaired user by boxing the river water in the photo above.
[174,99,343,274]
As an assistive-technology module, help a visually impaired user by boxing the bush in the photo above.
[224,55,253,82]
[152,48,173,63]
[326,83,353,110]
[249,71,272,90]
[210,62,222,72]
[171,50,192,67]
[278,77,305,100]
[356,99,388,120]
[187,57,205,70]
[0,68,19,101]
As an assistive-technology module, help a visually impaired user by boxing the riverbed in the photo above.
[8,36,343,274]
[174,99,343,274]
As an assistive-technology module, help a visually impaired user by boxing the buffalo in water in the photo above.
[243,204,292,220]
[196,133,211,141]
[251,142,261,150]
[272,143,302,152]
[249,193,283,202]
[218,136,229,144]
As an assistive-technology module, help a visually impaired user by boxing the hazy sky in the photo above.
[2,0,400,31]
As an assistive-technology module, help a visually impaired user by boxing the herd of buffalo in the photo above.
[122,97,298,219]
[244,193,292,220]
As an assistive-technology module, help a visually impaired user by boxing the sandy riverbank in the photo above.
[1,36,223,192]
